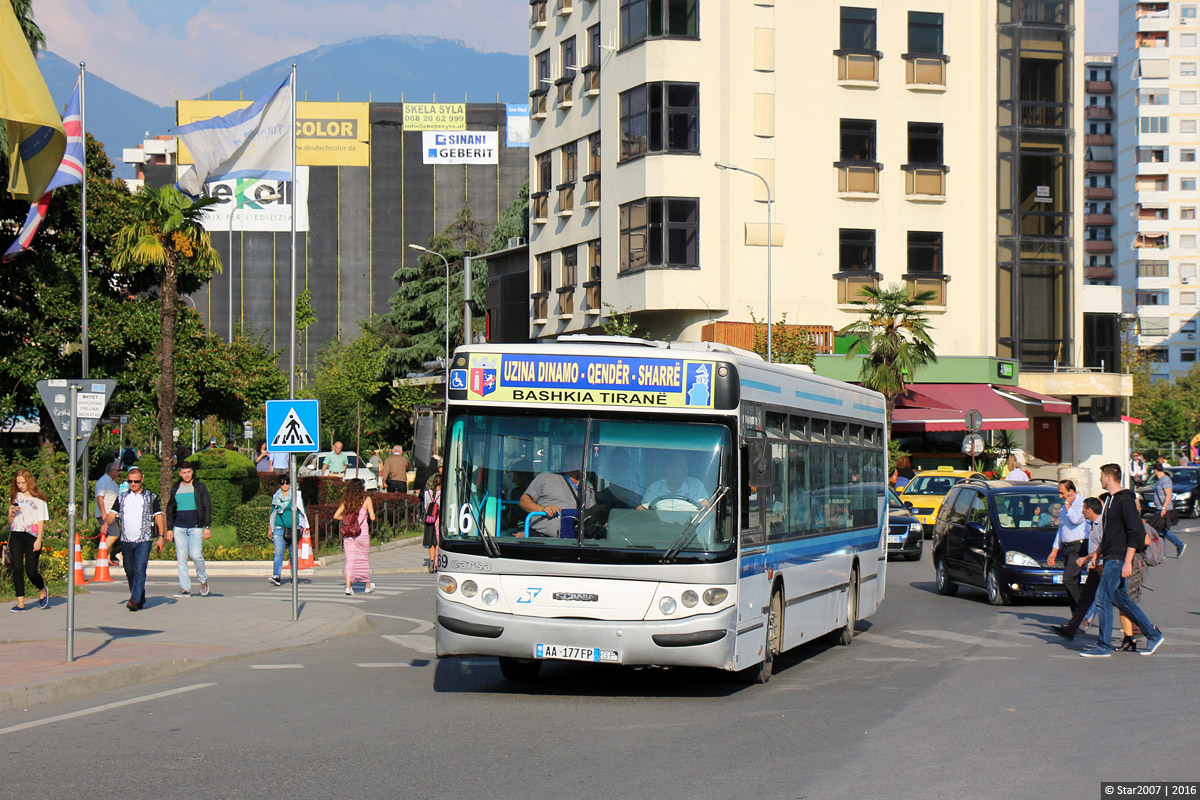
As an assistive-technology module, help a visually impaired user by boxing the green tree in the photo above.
[379,207,488,379]
[837,283,938,424]
[1143,398,1188,447]
[600,304,640,337]
[307,327,389,454]
[747,309,818,366]
[111,186,221,493]
[488,181,529,251]
[0,1,45,160]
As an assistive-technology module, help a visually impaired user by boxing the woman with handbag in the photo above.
[423,474,441,573]
[267,476,310,586]
[334,479,375,595]
[7,469,50,612]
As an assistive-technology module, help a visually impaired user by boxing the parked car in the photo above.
[297,451,379,490]
[1139,466,1199,518]
[886,488,924,561]
[931,479,1068,605]
[899,467,988,539]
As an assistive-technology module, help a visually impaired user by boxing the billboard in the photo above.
[403,102,466,130]
[176,101,369,167]
[422,131,499,165]
[196,167,310,232]
[506,104,529,147]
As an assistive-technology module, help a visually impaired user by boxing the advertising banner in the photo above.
[422,131,499,165]
[196,166,310,232]
[176,101,370,167]
[463,353,715,409]
[506,103,530,147]
[403,102,466,131]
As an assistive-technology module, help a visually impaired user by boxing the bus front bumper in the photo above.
[436,597,739,669]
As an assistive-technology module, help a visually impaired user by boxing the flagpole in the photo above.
[79,63,90,520]
[288,63,299,623]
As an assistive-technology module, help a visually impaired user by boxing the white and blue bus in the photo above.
[433,337,888,682]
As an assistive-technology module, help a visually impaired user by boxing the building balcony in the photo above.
[903,54,948,90]
[530,0,547,28]
[1138,205,1169,221]
[1086,80,1114,93]
[1135,176,1168,192]
[1085,186,1114,199]
[700,321,835,355]
[1085,106,1114,119]
[1135,3,1169,19]
[1085,239,1115,253]
[1086,265,1115,282]
[834,49,880,85]
[582,280,601,315]
[1085,134,1114,145]
[556,182,575,216]
[582,173,600,208]
[835,161,881,197]
[1085,213,1114,225]
[904,273,949,306]
[1135,233,1169,249]
[556,77,574,109]
[1137,31,1170,47]
[531,292,549,324]
[1085,160,1114,173]
[834,271,881,305]
[581,65,600,97]
[529,89,548,120]
[556,286,575,318]
[903,164,947,200]
[530,191,549,224]
[555,0,573,16]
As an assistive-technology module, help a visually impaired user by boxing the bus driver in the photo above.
[639,452,710,511]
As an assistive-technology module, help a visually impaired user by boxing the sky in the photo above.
[38,0,1120,107]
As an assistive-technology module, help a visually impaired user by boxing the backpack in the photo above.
[340,508,361,538]
[1141,520,1166,567]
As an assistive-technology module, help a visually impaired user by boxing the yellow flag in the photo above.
[0,4,66,202]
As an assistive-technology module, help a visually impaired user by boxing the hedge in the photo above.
[231,493,274,544]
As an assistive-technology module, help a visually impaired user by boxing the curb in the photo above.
[0,607,370,716]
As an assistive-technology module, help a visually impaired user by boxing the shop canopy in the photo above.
[991,385,1072,415]
[892,383,1031,432]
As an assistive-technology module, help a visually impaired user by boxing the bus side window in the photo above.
[741,444,764,545]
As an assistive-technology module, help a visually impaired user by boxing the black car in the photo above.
[1139,466,1199,518]
[931,480,1069,605]
[886,488,923,561]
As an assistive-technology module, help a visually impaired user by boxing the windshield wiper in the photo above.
[456,465,500,558]
[661,485,729,563]
[576,417,593,547]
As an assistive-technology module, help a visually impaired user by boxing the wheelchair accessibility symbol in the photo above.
[449,369,467,390]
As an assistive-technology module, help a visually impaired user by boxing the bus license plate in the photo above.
[534,644,619,663]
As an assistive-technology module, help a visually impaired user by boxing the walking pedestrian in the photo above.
[254,441,272,474]
[380,445,411,493]
[1079,464,1165,657]
[1150,463,1186,557]
[267,476,309,586]
[165,463,212,597]
[1129,453,1148,488]
[423,474,441,573]
[1051,496,1105,642]
[100,466,165,612]
[95,461,123,567]
[7,469,50,612]
[1047,480,1087,612]
[334,479,375,594]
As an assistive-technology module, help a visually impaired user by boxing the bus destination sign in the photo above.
[465,353,715,408]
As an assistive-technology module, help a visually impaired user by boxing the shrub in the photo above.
[231,493,273,544]
[182,449,258,526]
[0,544,69,600]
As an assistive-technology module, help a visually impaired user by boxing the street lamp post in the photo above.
[1120,311,1139,488]
[408,243,452,401]
[715,161,775,362]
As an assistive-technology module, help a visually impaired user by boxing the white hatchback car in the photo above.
[297,451,379,490]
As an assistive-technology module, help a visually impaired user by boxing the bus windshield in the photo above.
[443,412,735,561]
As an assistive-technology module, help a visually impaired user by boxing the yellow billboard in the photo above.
[403,103,466,131]
[176,101,370,167]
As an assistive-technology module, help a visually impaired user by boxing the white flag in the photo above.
[174,74,292,196]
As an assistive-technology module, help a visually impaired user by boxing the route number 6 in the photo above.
[458,503,475,535]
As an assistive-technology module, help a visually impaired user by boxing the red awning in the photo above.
[892,383,1030,432]
[991,385,1071,415]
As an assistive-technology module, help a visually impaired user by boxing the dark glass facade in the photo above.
[996,0,1075,369]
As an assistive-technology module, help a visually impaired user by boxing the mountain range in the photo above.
[38,36,527,178]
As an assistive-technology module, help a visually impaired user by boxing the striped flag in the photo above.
[3,78,85,262]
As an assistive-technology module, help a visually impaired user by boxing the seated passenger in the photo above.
[518,445,596,537]
[638,452,710,510]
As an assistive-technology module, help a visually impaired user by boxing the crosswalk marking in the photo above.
[855,657,916,662]
[952,656,1016,661]
[1161,627,1200,639]
[857,632,940,648]
[906,630,1030,648]
[251,664,303,669]
[356,663,413,668]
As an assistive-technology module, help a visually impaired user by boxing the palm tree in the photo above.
[112,186,220,493]
[838,283,938,424]
[10,0,45,54]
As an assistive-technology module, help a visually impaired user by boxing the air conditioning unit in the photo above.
[1184,276,1192,284]
[508,236,527,248]
[1189,333,1197,340]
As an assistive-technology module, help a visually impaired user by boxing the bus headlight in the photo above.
[461,580,478,598]
[481,587,499,606]
[681,590,699,608]
[659,596,677,615]
[702,588,728,606]
[437,575,457,594]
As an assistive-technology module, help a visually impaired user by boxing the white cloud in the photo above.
[39,0,528,105]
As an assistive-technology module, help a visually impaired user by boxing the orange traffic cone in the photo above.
[91,533,115,582]
[72,532,89,586]
[284,527,316,572]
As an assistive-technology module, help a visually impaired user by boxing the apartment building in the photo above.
[526,0,1129,473]
[1084,53,1118,285]
[1116,0,1200,380]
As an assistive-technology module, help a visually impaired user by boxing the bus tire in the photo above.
[740,589,781,684]
[832,567,859,646]
[498,657,542,682]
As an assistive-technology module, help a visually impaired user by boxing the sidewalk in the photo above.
[0,538,430,716]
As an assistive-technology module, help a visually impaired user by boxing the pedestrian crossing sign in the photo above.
[266,399,320,453]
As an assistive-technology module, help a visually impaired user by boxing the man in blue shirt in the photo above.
[1151,464,1186,558]
[1047,479,1087,612]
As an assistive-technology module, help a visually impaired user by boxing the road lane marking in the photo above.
[356,663,413,668]
[857,632,939,648]
[1161,628,1200,639]
[0,683,216,736]
[382,634,436,654]
[250,664,304,669]
[952,656,1016,661]
[906,630,1029,647]
[367,614,434,633]
[855,657,916,662]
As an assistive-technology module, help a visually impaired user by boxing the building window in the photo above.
[1183,349,1198,364]
[908,122,943,164]
[1182,235,1198,249]
[1183,263,1198,278]
[538,253,552,293]
[1183,93,1199,107]
[588,133,601,174]
[536,50,550,85]
[1141,116,1169,134]
[1183,62,1198,77]
[840,6,876,50]
[839,228,875,272]
[619,0,698,49]
[1183,207,1197,220]
[907,11,943,54]
[619,197,699,272]
[1184,178,1198,191]
[537,151,552,193]
[589,24,601,66]
[588,239,601,282]
[560,37,576,79]
[1183,292,1198,306]
[1185,5,1199,18]
[1182,149,1197,162]
[907,231,942,273]
[1138,260,1169,278]
[1183,120,1199,135]
[1136,291,1169,306]
[1140,317,1169,336]
[1185,34,1200,48]
[561,246,578,286]
[618,82,699,162]
[840,118,876,161]
[1140,90,1168,105]
[561,141,578,183]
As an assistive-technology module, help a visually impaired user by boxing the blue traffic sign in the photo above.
[266,399,320,453]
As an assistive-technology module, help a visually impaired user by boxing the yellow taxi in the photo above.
[899,467,988,539]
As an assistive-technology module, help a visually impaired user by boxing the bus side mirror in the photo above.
[413,416,436,469]
[748,440,771,488]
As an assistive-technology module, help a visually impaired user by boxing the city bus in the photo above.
[433,336,888,683]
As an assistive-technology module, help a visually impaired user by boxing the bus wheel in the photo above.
[832,568,859,646]
[498,657,542,681]
[741,589,781,684]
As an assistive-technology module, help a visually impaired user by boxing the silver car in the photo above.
[297,451,379,490]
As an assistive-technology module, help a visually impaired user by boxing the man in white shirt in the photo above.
[1006,455,1030,482]
[1047,480,1087,612]
[639,452,710,510]
[100,466,165,612]
[269,448,290,475]
[94,462,122,566]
